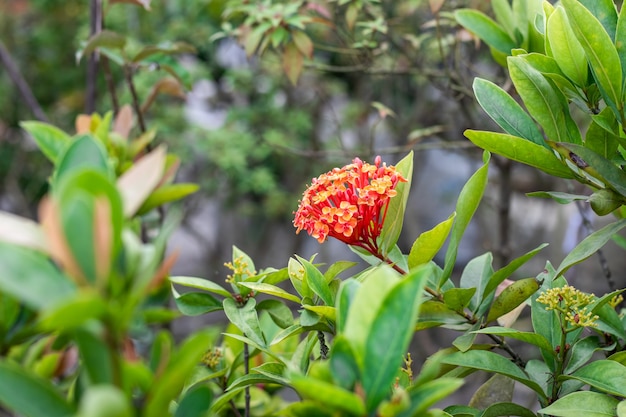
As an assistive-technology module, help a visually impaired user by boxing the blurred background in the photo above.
[0,0,619,373]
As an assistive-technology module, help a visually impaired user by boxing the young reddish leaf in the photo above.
[113,105,133,139]
[117,145,167,217]
[292,31,314,58]
[429,0,445,14]
[141,78,186,114]
[92,197,113,288]
[75,115,92,135]
[0,211,47,253]
[283,41,304,85]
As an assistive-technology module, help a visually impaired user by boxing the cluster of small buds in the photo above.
[536,285,599,329]
[224,255,256,283]
[201,348,223,369]
[609,294,624,309]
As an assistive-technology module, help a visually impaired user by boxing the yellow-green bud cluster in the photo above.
[224,255,256,283]
[536,285,599,329]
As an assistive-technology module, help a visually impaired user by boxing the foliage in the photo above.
[4,1,626,417]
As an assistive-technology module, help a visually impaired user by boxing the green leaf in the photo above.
[0,359,75,417]
[174,384,213,417]
[223,298,266,347]
[564,360,626,396]
[441,350,546,400]
[169,276,231,298]
[136,183,199,215]
[289,371,366,416]
[20,121,71,164]
[329,335,359,391]
[441,153,490,285]
[508,55,581,144]
[547,7,588,86]
[484,243,548,297]
[380,151,413,255]
[481,402,538,417]
[486,277,540,323]
[616,2,626,75]
[455,9,516,54]
[132,41,196,63]
[239,282,302,304]
[578,0,618,40]
[77,30,127,63]
[144,331,215,417]
[399,378,464,417]
[336,279,360,333]
[76,385,133,417]
[565,336,605,374]
[257,299,294,329]
[554,143,626,197]
[464,130,574,179]
[586,120,620,160]
[538,391,619,417]
[173,291,222,316]
[562,0,622,113]
[459,252,494,313]
[0,242,76,310]
[296,256,334,306]
[362,265,429,412]
[443,287,476,313]
[54,134,111,185]
[472,78,545,146]
[74,327,114,384]
[408,212,456,268]
[526,191,589,204]
[39,291,107,330]
[472,327,553,352]
[556,218,626,276]
[416,300,467,329]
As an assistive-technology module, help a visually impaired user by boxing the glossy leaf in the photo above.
[54,134,111,185]
[289,372,366,416]
[173,291,222,316]
[547,7,588,86]
[556,218,626,277]
[486,278,540,323]
[464,130,574,179]
[526,191,588,204]
[0,359,75,417]
[362,265,429,412]
[257,299,294,329]
[562,0,622,113]
[443,287,476,313]
[380,151,413,255]
[578,0,618,40]
[408,212,455,268]
[74,327,114,384]
[20,121,71,164]
[484,243,548,297]
[174,384,213,417]
[459,252,493,313]
[336,279,360,333]
[296,256,334,306]
[329,335,359,391]
[239,282,301,304]
[508,56,581,144]
[564,360,626,396]
[169,276,231,298]
[132,41,196,63]
[442,350,546,399]
[482,402,538,417]
[441,152,490,285]
[136,183,199,216]
[455,9,516,54]
[223,298,266,347]
[39,291,107,330]
[472,78,545,146]
[538,391,619,417]
[399,378,464,417]
[472,327,553,352]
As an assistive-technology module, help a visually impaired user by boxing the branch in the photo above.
[0,40,49,122]
[85,0,103,113]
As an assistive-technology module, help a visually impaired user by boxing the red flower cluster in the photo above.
[293,156,406,254]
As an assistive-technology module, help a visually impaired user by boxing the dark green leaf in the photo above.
[329,335,359,391]
[464,130,574,179]
[472,327,553,352]
[174,291,222,316]
[257,299,294,328]
[169,276,231,298]
[362,265,429,412]
[0,359,75,417]
[459,252,494,313]
[482,402,538,417]
[175,384,213,417]
[455,9,516,54]
[526,191,589,204]
[54,134,111,185]
[564,360,626,396]
[473,78,545,146]
[223,298,266,347]
[77,30,127,63]
[441,153,490,285]
[0,242,76,310]
[380,151,413,255]
[538,391,619,417]
[297,256,334,306]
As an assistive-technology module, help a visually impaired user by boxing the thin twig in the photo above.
[0,40,49,122]
[102,56,120,114]
[123,64,146,134]
[86,0,102,113]
[318,331,329,359]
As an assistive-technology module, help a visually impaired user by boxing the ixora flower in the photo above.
[293,156,406,255]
